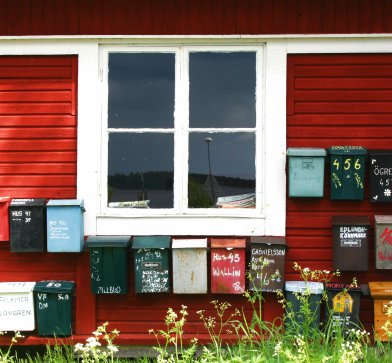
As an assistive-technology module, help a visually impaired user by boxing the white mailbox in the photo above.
[0,282,36,331]
[172,238,208,294]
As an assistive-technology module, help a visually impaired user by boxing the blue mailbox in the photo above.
[46,199,85,252]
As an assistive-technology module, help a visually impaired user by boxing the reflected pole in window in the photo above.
[204,137,216,203]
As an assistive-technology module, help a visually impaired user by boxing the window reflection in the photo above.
[108,133,174,209]
[108,53,175,128]
[189,52,256,128]
[188,133,256,208]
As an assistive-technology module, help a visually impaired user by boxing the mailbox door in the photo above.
[47,199,84,252]
[250,237,286,292]
[0,197,10,241]
[328,147,367,200]
[9,199,47,252]
[375,215,392,269]
[332,216,370,271]
[172,239,207,294]
[287,148,326,197]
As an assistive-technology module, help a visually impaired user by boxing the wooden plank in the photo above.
[0,57,73,66]
[0,103,72,115]
[0,127,76,139]
[0,67,72,78]
[295,101,392,114]
[288,114,392,126]
[295,77,392,90]
[0,91,72,102]
[0,187,76,198]
[0,80,72,91]
[294,90,392,102]
[288,126,392,138]
[0,175,75,186]
[0,139,76,151]
[0,151,76,162]
[0,163,76,174]
[294,64,392,77]
[0,115,76,126]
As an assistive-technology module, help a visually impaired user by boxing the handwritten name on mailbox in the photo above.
[369,153,392,202]
[135,249,170,293]
[250,237,286,292]
[211,250,245,294]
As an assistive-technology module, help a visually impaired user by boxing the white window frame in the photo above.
[100,45,263,217]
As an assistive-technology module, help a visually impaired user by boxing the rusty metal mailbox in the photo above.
[369,281,392,341]
[328,146,367,200]
[375,215,392,269]
[132,236,171,293]
[250,237,286,292]
[0,196,11,241]
[210,237,246,294]
[172,238,207,294]
[332,216,370,271]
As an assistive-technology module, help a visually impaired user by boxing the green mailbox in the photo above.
[287,148,327,197]
[34,280,75,336]
[328,146,367,200]
[86,236,131,294]
[132,236,171,293]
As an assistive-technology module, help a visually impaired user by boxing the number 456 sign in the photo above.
[328,147,367,200]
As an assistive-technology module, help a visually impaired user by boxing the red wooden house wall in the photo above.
[286,54,392,331]
[0,0,392,347]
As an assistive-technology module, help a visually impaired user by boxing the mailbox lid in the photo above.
[0,281,36,293]
[132,236,171,249]
[211,237,246,249]
[10,198,46,207]
[328,146,367,155]
[251,236,286,246]
[332,216,370,226]
[369,281,392,298]
[375,215,392,225]
[34,281,75,294]
[285,281,324,294]
[86,235,131,247]
[47,199,84,208]
[172,238,207,249]
[287,148,327,157]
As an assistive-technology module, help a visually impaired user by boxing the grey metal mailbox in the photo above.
[375,215,392,269]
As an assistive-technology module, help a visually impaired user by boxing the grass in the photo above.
[2,262,392,362]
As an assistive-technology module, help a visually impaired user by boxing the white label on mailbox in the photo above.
[0,292,35,331]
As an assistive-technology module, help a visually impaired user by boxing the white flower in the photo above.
[107,345,119,353]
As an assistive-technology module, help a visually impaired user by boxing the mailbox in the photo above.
[9,198,47,252]
[287,148,327,197]
[210,237,246,294]
[284,281,323,331]
[47,199,85,252]
[375,215,392,269]
[250,237,286,292]
[132,236,171,293]
[369,281,392,341]
[172,238,208,294]
[86,236,131,294]
[325,282,362,333]
[0,196,11,241]
[332,216,370,271]
[328,146,367,200]
[34,280,75,336]
[369,151,392,202]
[0,282,36,331]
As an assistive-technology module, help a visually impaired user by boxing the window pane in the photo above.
[188,133,255,208]
[108,53,175,128]
[189,52,256,128]
[108,133,174,209]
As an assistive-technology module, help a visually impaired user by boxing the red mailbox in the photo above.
[0,197,11,241]
[210,237,246,294]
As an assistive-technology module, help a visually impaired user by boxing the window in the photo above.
[99,44,283,236]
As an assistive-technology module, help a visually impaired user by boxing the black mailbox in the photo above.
[332,216,370,271]
[9,199,47,252]
[369,151,392,202]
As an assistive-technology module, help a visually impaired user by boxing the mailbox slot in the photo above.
[34,280,75,336]
[9,198,47,252]
[0,196,11,241]
[132,236,171,293]
[287,148,327,197]
[210,237,246,294]
[328,146,367,200]
[332,216,370,271]
[0,282,36,331]
[375,215,392,269]
[369,281,392,341]
[86,236,131,294]
[47,199,85,252]
[172,238,208,294]
[250,237,286,292]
